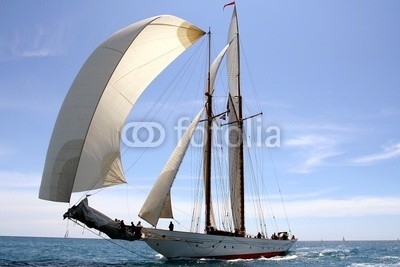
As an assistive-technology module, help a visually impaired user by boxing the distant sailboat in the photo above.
[39,3,296,260]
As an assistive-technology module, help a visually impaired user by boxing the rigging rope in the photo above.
[68,219,145,257]
[123,37,207,177]
[239,38,262,113]
[267,147,292,234]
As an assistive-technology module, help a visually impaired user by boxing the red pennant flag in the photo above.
[223,1,235,10]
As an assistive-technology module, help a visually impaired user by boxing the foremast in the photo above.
[204,29,213,231]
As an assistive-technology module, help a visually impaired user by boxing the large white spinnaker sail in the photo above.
[39,16,205,202]
[226,6,244,233]
[139,109,204,227]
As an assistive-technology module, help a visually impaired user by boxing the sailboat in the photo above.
[39,3,296,260]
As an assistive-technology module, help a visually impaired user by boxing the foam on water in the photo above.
[258,254,298,261]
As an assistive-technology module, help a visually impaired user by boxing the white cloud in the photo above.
[0,171,40,189]
[268,188,340,201]
[242,195,400,219]
[285,134,341,173]
[351,142,400,165]
[1,176,399,239]
[18,48,59,58]
[284,121,356,134]
[1,23,68,61]
[283,196,400,218]
[285,135,335,148]
[16,26,63,58]
[292,151,342,174]
[0,144,16,157]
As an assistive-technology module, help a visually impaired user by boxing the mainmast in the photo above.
[204,29,212,231]
[235,8,245,237]
[227,5,245,236]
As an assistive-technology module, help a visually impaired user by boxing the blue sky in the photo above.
[0,0,399,241]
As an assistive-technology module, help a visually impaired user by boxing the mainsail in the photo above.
[39,16,205,202]
[139,109,204,227]
[226,6,245,233]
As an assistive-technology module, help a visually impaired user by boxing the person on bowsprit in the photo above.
[169,221,174,231]
[119,220,126,232]
[130,221,136,233]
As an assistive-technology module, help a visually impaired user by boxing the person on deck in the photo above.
[169,221,174,231]
[135,221,143,238]
[234,229,239,236]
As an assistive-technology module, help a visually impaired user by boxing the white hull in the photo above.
[143,228,296,260]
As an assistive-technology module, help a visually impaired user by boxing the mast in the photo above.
[233,6,245,235]
[227,5,245,236]
[237,25,245,235]
[204,29,212,231]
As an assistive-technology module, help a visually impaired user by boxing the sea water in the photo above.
[0,236,399,266]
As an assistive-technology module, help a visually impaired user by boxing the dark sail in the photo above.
[63,198,141,241]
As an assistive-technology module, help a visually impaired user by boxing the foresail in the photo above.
[208,44,229,95]
[39,16,205,202]
[226,6,244,232]
[139,109,204,227]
